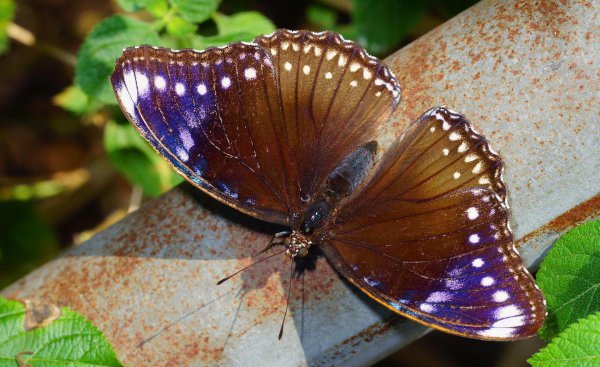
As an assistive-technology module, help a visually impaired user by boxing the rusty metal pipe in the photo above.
[3,0,598,366]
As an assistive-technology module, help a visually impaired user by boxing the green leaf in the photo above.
[171,0,221,23]
[104,118,182,196]
[213,11,275,38]
[306,4,337,28]
[116,0,169,17]
[52,85,99,115]
[529,311,600,367]
[190,32,251,49]
[537,218,600,341]
[352,0,426,55]
[166,14,197,38]
[0,296,124,366]
[75,15,161,105]
[0,0,15,54]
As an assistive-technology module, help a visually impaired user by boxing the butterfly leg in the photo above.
[257,231,291,256]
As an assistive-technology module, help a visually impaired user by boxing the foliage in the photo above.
[0,296,124,366]
[104,118,182,196]
[536,218,600,341]
[352,0,426,56]
[529,311,600,367]
[529,219,600,365]
[0,0,14,54]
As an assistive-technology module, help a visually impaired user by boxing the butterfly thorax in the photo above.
[284,231,313,258]
[281,141,378,259]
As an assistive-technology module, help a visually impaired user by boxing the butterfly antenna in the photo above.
[217,248,287,285]
[278,259,295,340]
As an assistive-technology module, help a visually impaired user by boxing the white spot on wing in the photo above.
[467,207,479,220]
[469,233,481,244]
[176,147,189,161]
[284,62,292,71]
[303,65,310,75]
[197,83,207,95]
[472,258,484,267]
[134,71,149,97]
[495,305,522,319]
[350,80,357,87]
[465,154,477,162]
[245,67,257,80]
[325,72,333,79]
[179,128,194,150]
[419,303,435,312]
[481,276,494,286]
[221,76,231,89]
[123,71,138,103]
[363,68,372,80]
[116,84,137,119]
[175,82,185,96]
[426,291,452,303]
[493,290,510,302]
[154,76,166,91]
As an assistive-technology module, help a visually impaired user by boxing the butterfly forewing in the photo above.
[112,44,294,224]
[254,30,401,202]
[323,107,545,339]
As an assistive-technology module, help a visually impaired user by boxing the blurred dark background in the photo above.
[0,0,545,365]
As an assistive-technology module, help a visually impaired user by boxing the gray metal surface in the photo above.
[3,0,599,366]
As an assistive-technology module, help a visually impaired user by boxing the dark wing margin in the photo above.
[111,44,294,224]
[322,107,546,340]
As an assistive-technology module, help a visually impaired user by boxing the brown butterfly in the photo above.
[111,29,546,340]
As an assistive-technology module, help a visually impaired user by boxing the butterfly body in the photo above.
[276,140,378,258]
[111,29,546,340]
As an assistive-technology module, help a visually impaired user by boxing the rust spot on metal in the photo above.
[24,299,61,331]
[517,193,600,248]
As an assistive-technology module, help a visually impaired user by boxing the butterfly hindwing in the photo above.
[322,107,546,339]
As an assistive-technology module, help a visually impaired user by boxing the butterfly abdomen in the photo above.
[300,141,377,235]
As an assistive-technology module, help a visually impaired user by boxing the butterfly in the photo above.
[111,29,546,340]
